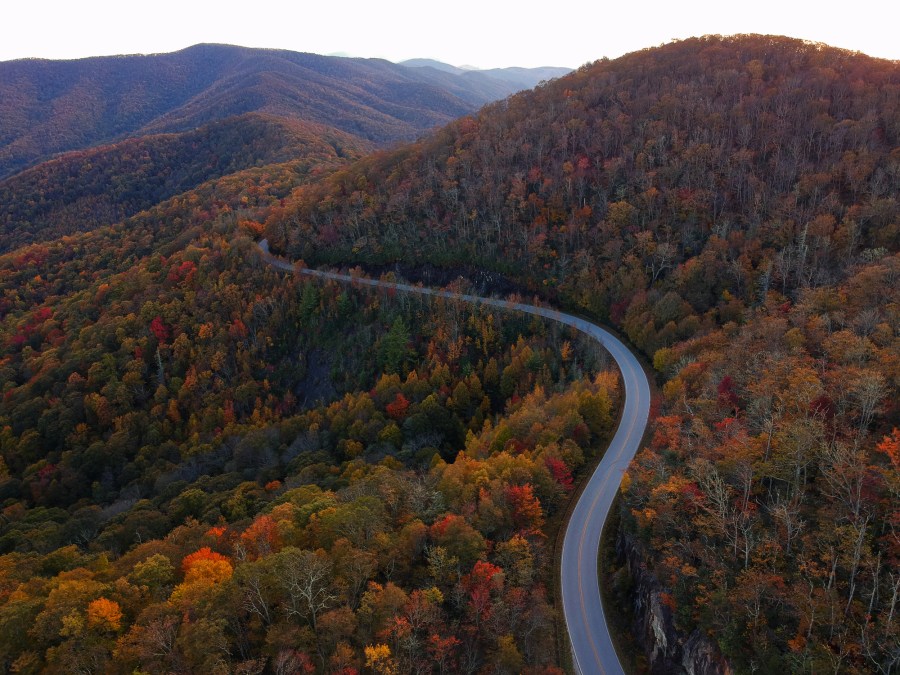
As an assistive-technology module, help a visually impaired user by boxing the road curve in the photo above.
[258,241,651,674]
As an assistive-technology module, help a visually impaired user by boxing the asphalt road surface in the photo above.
[259,241,652,674]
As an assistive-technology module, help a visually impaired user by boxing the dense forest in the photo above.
[263,35,900,672]
[0,144,619,672]
[0,113,371,252]
[0,33,897,673]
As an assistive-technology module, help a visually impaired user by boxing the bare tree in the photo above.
[768,490,805,555]
[850,369,886,442]
[276,548,336,635]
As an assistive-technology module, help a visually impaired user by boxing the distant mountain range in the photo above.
[399,58,571,90]
[0,44,570,179]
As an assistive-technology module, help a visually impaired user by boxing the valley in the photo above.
[259,239,652,672]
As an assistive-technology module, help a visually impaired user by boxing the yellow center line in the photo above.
[576,364,642,673]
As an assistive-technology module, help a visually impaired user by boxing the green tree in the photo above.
[377,317,413,375]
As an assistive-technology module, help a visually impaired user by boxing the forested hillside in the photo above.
[263,34,900,672]
[0,113,370,252]
[0,43,550,179]
[1,32,897,673]
[0,131,616,670]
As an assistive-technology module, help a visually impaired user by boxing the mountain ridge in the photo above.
[0,42,543,179]
[0,112,372,252]
[399,57,571,89]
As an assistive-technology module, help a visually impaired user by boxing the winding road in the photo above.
[258,241,651,674]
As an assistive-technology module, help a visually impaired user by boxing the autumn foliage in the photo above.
[86,597,123,632]
[0,34,896,673]
[255,34,899,672]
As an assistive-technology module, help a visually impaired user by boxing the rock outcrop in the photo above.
[617,532,732,675]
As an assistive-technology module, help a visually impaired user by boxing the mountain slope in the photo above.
[0,113,371,251]
[0,148,602,673]
[263,34,900,672]
[0,43,520,178]
[269,34,898,291]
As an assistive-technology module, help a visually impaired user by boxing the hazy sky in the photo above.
[3,0,897,67]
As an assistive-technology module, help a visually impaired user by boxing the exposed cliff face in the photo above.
[617,532,732,675]
[681,632,731,675]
